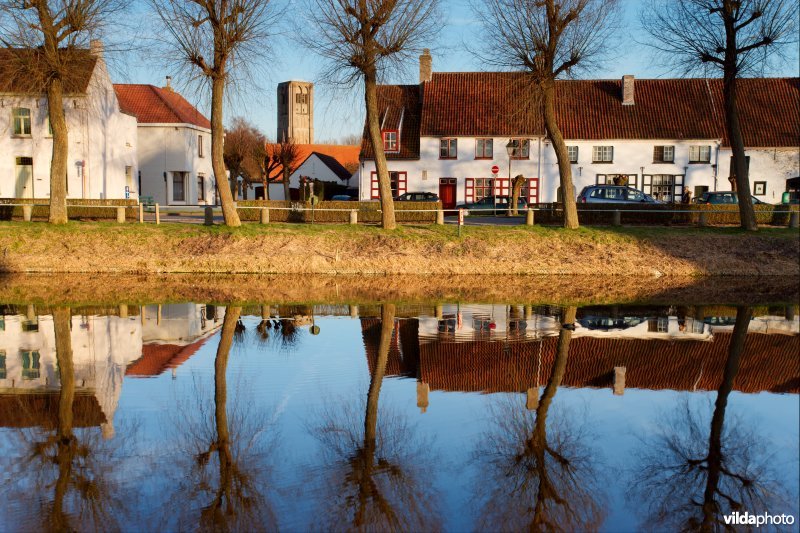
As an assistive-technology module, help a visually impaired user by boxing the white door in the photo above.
[15,157,34,198]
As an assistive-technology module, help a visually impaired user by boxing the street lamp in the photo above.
[506,140,517,215]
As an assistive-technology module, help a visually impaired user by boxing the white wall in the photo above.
[136,124,215,205]
[141,303,224,344]
[0,56,137,200]
[359,136,798,203]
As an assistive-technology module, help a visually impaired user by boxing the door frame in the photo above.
[438,177,457,209]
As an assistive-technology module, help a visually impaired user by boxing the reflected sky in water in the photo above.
[0,302,798,532]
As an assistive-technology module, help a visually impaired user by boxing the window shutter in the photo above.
[674,174,684,200]
[643,174,653,194]
[465,178,475,202]
[653,146,663,161]
[527,178,539,203]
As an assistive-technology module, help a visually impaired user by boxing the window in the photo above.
[567,146,579,163]
[440,138,457,159]
[295,93,309,104]
[382,131,398,152]
[689,145,711,163]
[753,181,766,196]
[592,146,614,163]
[21,350,40,380]
[370,171,406,199]
[0,350,5,379]
[197,174,206,202]
[509,139,530,159]
[653,145,674,163]
[475,138,493,159]
[12,108,32,136]
[642,174,684,202]
[125,166,134,191]
[198,135,204,157]
[465,178,494,202]
[173,172,187,202]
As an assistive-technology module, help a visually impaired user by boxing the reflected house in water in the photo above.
[0,306,142,437]
[361,305,799,410]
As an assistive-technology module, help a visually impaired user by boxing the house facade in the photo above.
[358,53,799,208]
[264,143,359,200]
[114,82,216,206]
[0,43,138,200]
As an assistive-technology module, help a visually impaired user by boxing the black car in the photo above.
[394,192,440,202]
[457,195,528,215]
[694,191,765,205]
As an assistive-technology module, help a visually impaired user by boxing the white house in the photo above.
[0,42,138,200]
[358,51,799,207]
[264,143,359,200]
[114,81,216,206]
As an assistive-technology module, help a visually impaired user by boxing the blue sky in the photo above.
[116,0,799,143]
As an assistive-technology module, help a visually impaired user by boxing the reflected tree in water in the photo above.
[629,307,788,531]
[309,304,440,532]
[170,306,278,532]
[473,307,606,532]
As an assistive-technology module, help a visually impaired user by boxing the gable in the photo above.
[114,84,211,129]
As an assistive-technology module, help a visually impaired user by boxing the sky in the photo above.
[114,0,799,144]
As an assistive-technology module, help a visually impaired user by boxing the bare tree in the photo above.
[475,0,621,229]
[265,138,301,201]
[304,0,440,229]
[0,1,123,224]
[149,0,282,226]
[510,174,526,216]
[224,117,267,199]
[641,0,798,231]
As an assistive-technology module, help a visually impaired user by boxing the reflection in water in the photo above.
[167,307,277,532]
[630,307,789,531]
[472,307,605,532]
[309,304,440,532]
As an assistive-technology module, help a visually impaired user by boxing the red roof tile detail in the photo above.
[361,85,422,160]
[113,84,211,129]
[265,143,360,181]
[0,48,97,94]
[126,336,210,377]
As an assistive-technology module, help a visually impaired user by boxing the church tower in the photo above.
[277,81,314,144]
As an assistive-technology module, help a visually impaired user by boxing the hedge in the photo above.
[0,204,138,222]
[236,200,440,223]
[0,198,137,207]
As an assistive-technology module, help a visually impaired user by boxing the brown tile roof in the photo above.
[126,336,210,377]
[0,48,97,94]
[361,85,422,160]
[0,392,106,428]
[367,74,799,150]
[113,84,211,129]
[266,143,360,182]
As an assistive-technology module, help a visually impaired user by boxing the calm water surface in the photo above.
[0,300,798,532]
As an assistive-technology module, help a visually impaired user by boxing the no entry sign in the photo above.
[491,165,500,175]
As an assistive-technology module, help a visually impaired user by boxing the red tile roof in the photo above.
[266,143,360,182]
[0,392,106,428]
[0,48,97,94]
[362,74,799,156]
[361,85,422,160]
[113,84,211,129]
[126,336,210,377]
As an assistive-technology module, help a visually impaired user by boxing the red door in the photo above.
[439,178,457,210]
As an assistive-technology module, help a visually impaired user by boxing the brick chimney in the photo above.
[164,76,173,91]
[622,75,634,106]
[420,48,432,83]
[90,39,104,58]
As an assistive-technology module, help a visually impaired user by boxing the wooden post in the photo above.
[22,204,32,222]
[139,203,144,223]
[436,208,444,225]
[789,211,799,229]
[612,209,621,226]
[613,366,626,396]
[526,387,539,410]
[526,208,534,226]
[260,208,270,224]
[155,203,160,225]
[349,305,359,318]
[349,210,358,225]
[116,206,126,223]
[698,211,707,227]
[417,382,430,413]
[118,304,128,318]
[204,206,214,226]
[156,304,162,325]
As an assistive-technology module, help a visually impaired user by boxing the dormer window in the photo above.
[382,130,398,153]
[12,108,32,136]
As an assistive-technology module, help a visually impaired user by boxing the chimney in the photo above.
[420,48,432,83]
[89,39,104,58]
[164,76,173,91]
[622,75,634,106]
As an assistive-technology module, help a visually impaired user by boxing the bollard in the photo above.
[526,208,534,226]
[155,203,160,225]
[698,211,707,227]
[436,208,444,225]
[614,366,627,396]
[22,204,32,222]
[417,382,430,414]
[526,387,539,410]
[116,206,126,223]
[139,203,144,224]
[204,205,214,226]
[789,211,799,229]
[612,209,621,227]
[118,304,128,319]
[349,210,358,225]
[260,208,269,224]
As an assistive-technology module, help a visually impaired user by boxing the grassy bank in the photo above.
[1,221,797,276]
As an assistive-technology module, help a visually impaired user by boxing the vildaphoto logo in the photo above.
[723,511,796,527]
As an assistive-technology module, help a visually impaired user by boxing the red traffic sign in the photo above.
[491,165,500,175]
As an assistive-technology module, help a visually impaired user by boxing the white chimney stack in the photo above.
[420,49,432,83]
[165,76,172,91]
[89,39,104,58]
[622,75,634,106]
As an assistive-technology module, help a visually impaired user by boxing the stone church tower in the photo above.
[277,81,314,144]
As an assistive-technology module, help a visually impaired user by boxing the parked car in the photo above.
[577,185,662,204]
[457,195,528,215]
[694,191,765,204]
[331,194,354,201]
[394,192,440,202]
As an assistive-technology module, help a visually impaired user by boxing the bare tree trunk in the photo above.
[364,70,396,230]
[510,176,524,216]
[52,307,75,530]
[723,74,757,231]
[211,77,241,227]
[47,79,69,224]
[543,82,579,229]
[214,306,241,517]
[365,303,395,448]
[283,167,291,202]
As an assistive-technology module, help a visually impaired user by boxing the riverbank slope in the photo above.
[1,222,797,276]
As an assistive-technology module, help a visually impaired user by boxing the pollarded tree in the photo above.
[305,0,440,230]
[150,0,282,227]
[475,0,621,229]
[224,117,266,199]
[0,0,124,224]
[641,0,797,231]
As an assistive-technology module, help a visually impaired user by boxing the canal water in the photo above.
[0,300,797,532]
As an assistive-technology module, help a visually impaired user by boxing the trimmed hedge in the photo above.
[529,203,799,226]
[0,198,137,207]
[237,200,440,223]
[0,204,138,221]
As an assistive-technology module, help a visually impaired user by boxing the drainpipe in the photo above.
[713,141,720,191]
[537,137,542,201]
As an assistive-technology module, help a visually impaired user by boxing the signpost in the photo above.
[458,208,464,237]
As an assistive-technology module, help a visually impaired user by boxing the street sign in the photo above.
[491,165,500,175]
[458,208,465,225]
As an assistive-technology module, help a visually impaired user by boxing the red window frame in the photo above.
[494,178,510,197]
[522,178,539,203]
[439,138,457,159]
[370,171,407,199]
[382,130,399,153]
[509,139,530,160]
[465,178,496,202]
